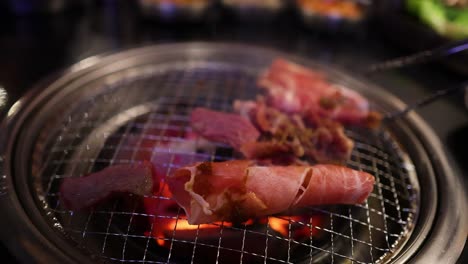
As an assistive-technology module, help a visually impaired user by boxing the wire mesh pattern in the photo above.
[0,155,6,196]
[32,63,419,264]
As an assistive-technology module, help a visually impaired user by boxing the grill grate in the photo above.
[31,63,419,264]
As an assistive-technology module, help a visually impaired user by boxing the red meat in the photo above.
[168,160,374,224]
[258,59,380,127]
[59,162,156,211]
[190,107,260,149]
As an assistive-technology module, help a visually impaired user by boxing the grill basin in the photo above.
[0,43,465,264]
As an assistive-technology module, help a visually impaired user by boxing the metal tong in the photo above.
[365,38,468,121]
[366,38,468,73]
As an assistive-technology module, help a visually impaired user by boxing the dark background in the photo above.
[0,0,466,263]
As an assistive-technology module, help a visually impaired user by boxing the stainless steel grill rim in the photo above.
[0,43,465,264]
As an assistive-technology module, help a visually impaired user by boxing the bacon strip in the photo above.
[258,59,381,127]
[168,160,374,224]
[60,162,156,211]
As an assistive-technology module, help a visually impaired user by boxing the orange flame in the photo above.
[147,215,323,247]
[145,182,323,247]
[269,217,291,237]
[151,219,234,246]
[270,215,323,238]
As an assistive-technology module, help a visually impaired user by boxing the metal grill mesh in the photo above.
[32,63,419,264]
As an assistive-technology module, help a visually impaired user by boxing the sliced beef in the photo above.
[258,59,381,127]
[60,162,156,211]
[190,107,260,149]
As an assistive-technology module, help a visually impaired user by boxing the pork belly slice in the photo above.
[190,107,260,149]
[60,162,156,211]
[258,59,381,127]
[168,160,374,225]
[234,99,354,164]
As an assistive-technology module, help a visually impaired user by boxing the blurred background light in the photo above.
[0,86,7,110]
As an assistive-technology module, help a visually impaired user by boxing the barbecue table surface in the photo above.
[0,1,466,263]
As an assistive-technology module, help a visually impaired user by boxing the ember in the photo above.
[268,215,323,238]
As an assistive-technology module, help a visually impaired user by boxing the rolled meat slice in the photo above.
[60,162,156,211]
[168,160,374,225]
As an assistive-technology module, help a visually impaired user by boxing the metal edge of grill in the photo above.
[0,43,466,264]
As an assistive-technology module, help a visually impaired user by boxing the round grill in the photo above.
[0,43,465,264]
